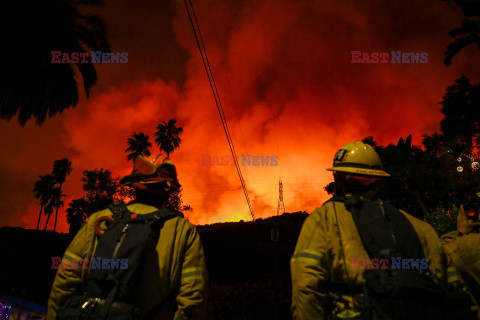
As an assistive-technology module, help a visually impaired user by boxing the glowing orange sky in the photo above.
[1,0,480,232]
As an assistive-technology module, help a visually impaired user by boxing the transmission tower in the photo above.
[277,177,286,215]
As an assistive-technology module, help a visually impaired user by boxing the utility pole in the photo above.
[277,177,285,215]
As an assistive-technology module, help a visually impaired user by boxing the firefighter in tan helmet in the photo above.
[291,141,476,319]
[47,155,207,320]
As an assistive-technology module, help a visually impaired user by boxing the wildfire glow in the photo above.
[2,0,480,232]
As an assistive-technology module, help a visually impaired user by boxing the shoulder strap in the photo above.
[326,195,363,210]
[348,199,424,260]
[119,208,184,226]
[107,201,131,219]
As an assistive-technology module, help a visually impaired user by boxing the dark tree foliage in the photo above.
[80,168,123,215]
[443,0,480,66]
[362,136,450,218]
[164,185,193,214]
[325,78,480,229]
[34,158,72,232]
[0,0,110,126]
[155,119,183,158]
[43,200,55,231]
[33,174,56,230]
[64,168,136,234]
[126,132,152,162]
[354,79,480,224]
[52,158,72,232]
[66,198,89,234]
[67,171,190,233]
[438,76,480,156]
[45,187,66,231]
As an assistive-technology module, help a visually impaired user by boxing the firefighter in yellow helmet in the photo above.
[442,196,480,319]
[291,141,476,320]
[47,156,207,320]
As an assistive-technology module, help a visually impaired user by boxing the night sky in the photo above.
[1,0,479,232]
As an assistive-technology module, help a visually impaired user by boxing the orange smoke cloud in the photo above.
[2,0,480,232]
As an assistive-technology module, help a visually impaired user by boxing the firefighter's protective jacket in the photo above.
[442,231,480,319]
[291,199,465,320]
[47,203,207,320]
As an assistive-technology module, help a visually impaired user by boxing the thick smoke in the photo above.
[1,0,479,231]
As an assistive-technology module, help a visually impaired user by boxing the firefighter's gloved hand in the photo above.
[457,205,480,235]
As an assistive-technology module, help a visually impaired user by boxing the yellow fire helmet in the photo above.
[327,141,391,177]
[120,155,180,191]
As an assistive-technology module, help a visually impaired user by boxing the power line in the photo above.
[183,0,255,220]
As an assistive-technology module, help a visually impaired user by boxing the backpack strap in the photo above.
[328,195,424,260]
[107,201,131,220]
[117,208,183,226]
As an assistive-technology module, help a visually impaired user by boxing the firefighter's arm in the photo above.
[46,216,96,320]
[174,225,208,320]
[441,230,462,245]
[442,205,480,244]
[291,208,329,320]
[444,243,480,317]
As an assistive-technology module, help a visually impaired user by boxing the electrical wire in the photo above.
[183,0,255,220]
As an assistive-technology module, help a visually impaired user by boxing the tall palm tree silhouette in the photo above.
[33,174,55,230]
[126,132,152,162]
[52,158,72,232]
[44,187,65,230]
[155,119,183,158]
[43,203,54,231]
[0,0,110,126]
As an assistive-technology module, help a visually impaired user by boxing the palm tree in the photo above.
[43,203,54,231]
[33,174,55,230]
[154,119,183,158]
[52,158,73,232]
[126,132,152,162]
[66,198,89,234]
[45,187,65,231]
[0,0,111,126]
[444,1,480,66]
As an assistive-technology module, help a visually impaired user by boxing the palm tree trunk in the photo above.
[53,182,62,232]
[53,206,59,232]
[44,213,51,230]
[36,203,43,230]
